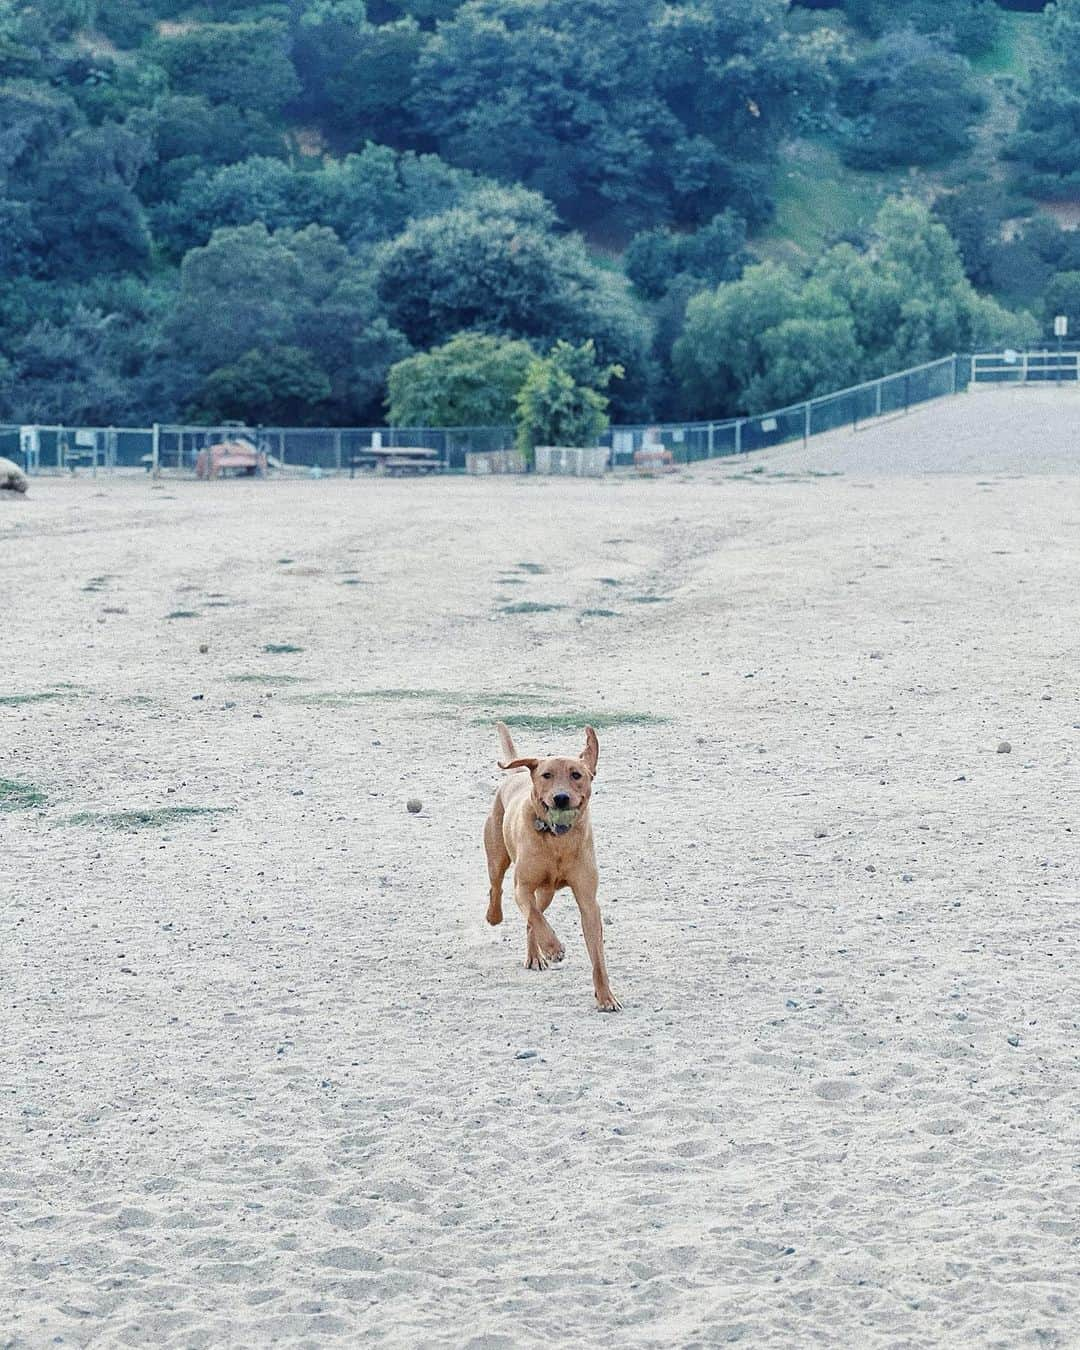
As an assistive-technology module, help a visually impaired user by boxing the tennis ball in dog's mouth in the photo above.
[546,807,579,830]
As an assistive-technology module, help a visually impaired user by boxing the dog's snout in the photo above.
[553,792,571,809]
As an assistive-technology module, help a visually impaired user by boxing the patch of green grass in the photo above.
[165,610,199,619]
[227,673,308,685]
[0,690,72,706]
[597,577,622,587]
[288,687,547,708]
[760,139,903,261]
[277,557,295,564]
[341,578,370,586]
[498,601,566,614]
[970,11,1043,79]
[515,562,548,574]
[263,643,304,654]
[489,711,669,731]
[64,805,234,831]
[0,779,46,810]
[580,608,619,618]
[628,595,672,604]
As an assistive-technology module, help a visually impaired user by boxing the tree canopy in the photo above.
[0,0,1070,430]
[386,332,534,425]
[674,199,1038,416]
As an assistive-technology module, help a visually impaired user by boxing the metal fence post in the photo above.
[803,401,810,446]
[735,419,742,455]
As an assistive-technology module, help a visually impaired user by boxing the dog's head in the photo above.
[500,727,598,829]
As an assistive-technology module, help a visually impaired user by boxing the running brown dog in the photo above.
[483,721,620,1012]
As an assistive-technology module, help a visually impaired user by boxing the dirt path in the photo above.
[2,465,1078,1347]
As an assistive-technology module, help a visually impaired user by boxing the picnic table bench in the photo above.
[349,446,443,477]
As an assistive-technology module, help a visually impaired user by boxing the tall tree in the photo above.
[515,340,622,452]
[835,29,986,168]
[151,20,300,121]
[170,223,410,423]
[373,190,654,416]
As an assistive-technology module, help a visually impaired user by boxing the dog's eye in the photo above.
[571,771,582,780]
[541,772,553,780]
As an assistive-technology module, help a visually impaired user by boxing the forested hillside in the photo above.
[2,0,1080,428]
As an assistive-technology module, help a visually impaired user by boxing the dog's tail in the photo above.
[496,721,521,768]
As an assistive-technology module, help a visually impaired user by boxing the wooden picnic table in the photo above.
[349,446,443,477]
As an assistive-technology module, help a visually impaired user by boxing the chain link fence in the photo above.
[3,352,995,480]
[600,355,962,466]
[3,423,515,475]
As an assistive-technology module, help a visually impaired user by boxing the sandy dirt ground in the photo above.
[2,391,1079,1348]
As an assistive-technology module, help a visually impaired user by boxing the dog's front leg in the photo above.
[570,870,620,1011]
[514,877,558,970]
[533,886,564,963]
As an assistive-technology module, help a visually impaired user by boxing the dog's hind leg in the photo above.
[484,804,510,925]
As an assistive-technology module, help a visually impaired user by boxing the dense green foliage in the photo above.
[386,332,534,425]
[0,0,1073,430]
[515,340,622,452]
[833,0,1000,55]
[674,200,1038,415]
[1006,0,1080,196]
[414,0,825,230]
[834,30,987,168]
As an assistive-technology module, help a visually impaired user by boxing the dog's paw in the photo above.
[595,989,622,1012]
[540,938,565,963]
[524,951,551,971]
[486,903,503,926]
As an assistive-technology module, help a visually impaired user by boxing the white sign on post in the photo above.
[1054,315,1068,337]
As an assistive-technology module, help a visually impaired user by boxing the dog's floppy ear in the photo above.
[500,757,538,772]
[581,726,599,775]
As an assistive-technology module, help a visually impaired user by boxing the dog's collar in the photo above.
[534,816,573,837]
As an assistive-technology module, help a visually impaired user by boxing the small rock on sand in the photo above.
[997,741,1012,754]
[407,798,422,814]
